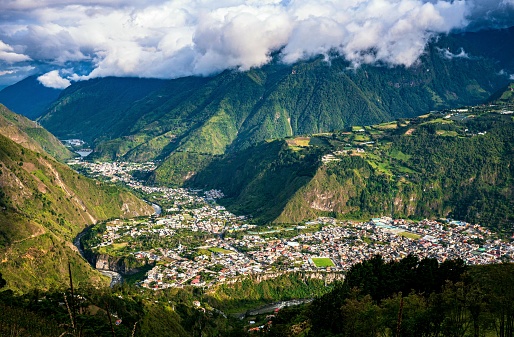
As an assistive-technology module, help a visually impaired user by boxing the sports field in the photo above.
[312,257,335,268]
[208,247,234,254]
[398,232,421,240]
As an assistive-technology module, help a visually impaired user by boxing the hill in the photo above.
[0,75,62,120]
[189,97,514,234]
[36,29,513,186]
[0,104,74,162]
[267,256,514,337]
[0,108,154,292]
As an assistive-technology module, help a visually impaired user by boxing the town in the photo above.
[72,160,514,290]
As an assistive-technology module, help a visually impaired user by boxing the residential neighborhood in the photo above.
[74,160,514,291]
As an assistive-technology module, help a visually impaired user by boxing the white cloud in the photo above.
[37,70,71,89]
[0,70,15,76]
[0,0,512,83]
[437,47,470,60]
[0,40,31,63]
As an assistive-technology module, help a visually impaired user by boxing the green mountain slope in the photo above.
[36,31,513,186]
[188,96,514,234]
[0,104,74,162]
[187,140,322,223]
[0,110,154,292]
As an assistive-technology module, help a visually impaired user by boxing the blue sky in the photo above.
[0,0,513,89]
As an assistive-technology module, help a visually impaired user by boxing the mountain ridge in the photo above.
[0,75,62,120]
[34,29,513,185]
[0,104,74,162]
[0,107,154,292]
[188,86,514,233]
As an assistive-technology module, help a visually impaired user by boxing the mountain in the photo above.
[0,75,62,120]
[0,108,154,292]
[188,91,514,234]
[0,104,74,162]
[35,29,513,185]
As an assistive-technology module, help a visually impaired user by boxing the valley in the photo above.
[0,4,513,335]
[71,106,514,292]
[0,86,512,335]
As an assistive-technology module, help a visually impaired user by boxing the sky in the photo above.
[0,0,513,89]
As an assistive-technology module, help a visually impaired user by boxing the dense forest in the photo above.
[268,256,514,337]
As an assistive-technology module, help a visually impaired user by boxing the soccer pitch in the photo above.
[311,257,335,268]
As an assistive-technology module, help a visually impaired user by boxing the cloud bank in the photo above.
[0,0,513,88]
[37,70,71,89]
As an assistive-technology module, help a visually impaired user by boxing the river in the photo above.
[151,203,162,215]
[73,228,123,287]
[235,298,313,319]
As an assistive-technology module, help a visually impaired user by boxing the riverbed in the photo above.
[235,298,313,319]
[73,228,123,287]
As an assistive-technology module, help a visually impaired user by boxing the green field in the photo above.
[312,257,335,268]
[374,122,398,130]
[97,242,128,255]
[398,232,421,240]
[208,247,234,254]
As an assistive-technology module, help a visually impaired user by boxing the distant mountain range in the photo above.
[0,75,62,120]
[0,27,512,236]
[27,28,511,180]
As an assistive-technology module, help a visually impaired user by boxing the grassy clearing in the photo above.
[398,232,421,240]
[420,118,454,125]
[295,137,311,147]
[396,165,417,174]
[436,130,458,137]
[353,134,371,142]
[97,242,128,255]
[389,149,411,161]
[312,257,335,268]
[287,137,311,148]
[374,122,398,130]
[208,247,234,254]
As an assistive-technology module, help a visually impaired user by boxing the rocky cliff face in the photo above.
[83,250,149,275]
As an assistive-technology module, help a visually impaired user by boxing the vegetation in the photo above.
[206,273,333,314]
[0,109,154,292]
[36,31,512,187]
[267,255,514,337]
[311,258,335,268]
[189,108,514,234]
[1,256,512,337]
[188,140,322,223]
[0,104,74,162]
[0,272,244,337]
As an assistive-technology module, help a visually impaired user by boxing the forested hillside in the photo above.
[0,104,74,162]
[267,256,514,337]
[0,108,154,291]
[189,97,514,234]
[36,30,513,187]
